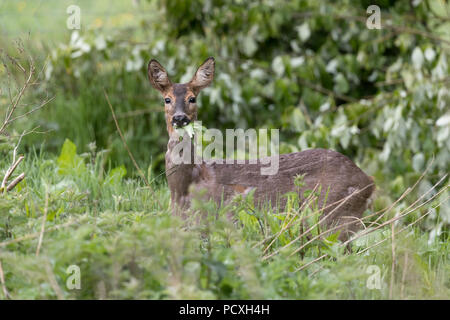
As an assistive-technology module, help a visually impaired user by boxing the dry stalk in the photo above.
[401,252,409,299]
[0,59,34,134]
[264,171,447,271]
[357,194,449,255]
[389,212,397,299]
[43,259,65,300]
[1,155,24,191]
[263,182,374,260]
[0,50,53,194]
[103,88,163,209]
[262,183,320,254]
[0,220,77,248]
[342,176,448,246]
[289,182,446,258]
[369,158,434,228]
[36,191,49,256]
[293,192,448,273]
[6,172,25,191]
[294,254,327,273]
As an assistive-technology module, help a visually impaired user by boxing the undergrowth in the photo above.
[0,139,448,299]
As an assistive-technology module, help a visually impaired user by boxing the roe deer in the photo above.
[148,57,375,239]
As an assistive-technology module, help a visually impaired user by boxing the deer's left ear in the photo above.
[148,59,172,93]
[189,57,215,93]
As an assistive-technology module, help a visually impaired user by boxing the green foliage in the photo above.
[0,146,448,299]
[57,139,86,175]
[31,0,448,203]
[0,0,449,299]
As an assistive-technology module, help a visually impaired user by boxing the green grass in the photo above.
[0,0,153,45]
[0,140,448,299]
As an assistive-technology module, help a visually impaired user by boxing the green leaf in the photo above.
[412,153,425,172]
[428,0,450,18]
[175,123,195,139]
[184,123,195,138]
[334,73,349,94]
[241,35,257,57]
[104,165,127,186]
[238,210,259,230]
[57,139,85,175]
[412,47,424,70]
[436,113,450,127]
[272,56,285,77]
[296,22,311,42]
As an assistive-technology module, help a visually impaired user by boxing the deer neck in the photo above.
[165,134,198,205]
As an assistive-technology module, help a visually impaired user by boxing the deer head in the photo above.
[148,57,215,137]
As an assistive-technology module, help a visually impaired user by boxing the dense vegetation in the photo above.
[0,0,448,299]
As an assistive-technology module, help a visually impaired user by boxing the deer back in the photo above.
[190,148,374,235]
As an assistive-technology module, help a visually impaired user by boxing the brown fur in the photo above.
[148,57,375,239]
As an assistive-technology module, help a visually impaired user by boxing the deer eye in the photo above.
[164,98,171,104]
[189,97,196,103]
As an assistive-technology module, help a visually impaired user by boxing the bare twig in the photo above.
[12,130,26,164]
[8,95,55,123]
[114,107,163,119]
[292,191,447,273]
[294,254,327,273]
[262,172,447,263]
[263,182,374,260]
[0,58,35,134]
[401,252,408,299]
[0,220,76,247]
[43,259,65,300]
[262,184,320,254]
[256,166,437,255]
[357,194,449,255]
[278,203,395,258]
[343,175,448,246]
[298,78,358,104]
[36,191,49,256]
[254,182,381,251]
[370,158,434,228]
[1,155,24,191]
[389,211,396,299]
[6,172,25,191]
[0,50,52,195]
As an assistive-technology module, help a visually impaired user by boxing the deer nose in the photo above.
[172,114,190,127]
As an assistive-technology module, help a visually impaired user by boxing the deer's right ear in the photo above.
[189,57,215,94]
[148,59,172,93]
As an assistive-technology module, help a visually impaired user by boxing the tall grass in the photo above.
[0,141,448,299]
